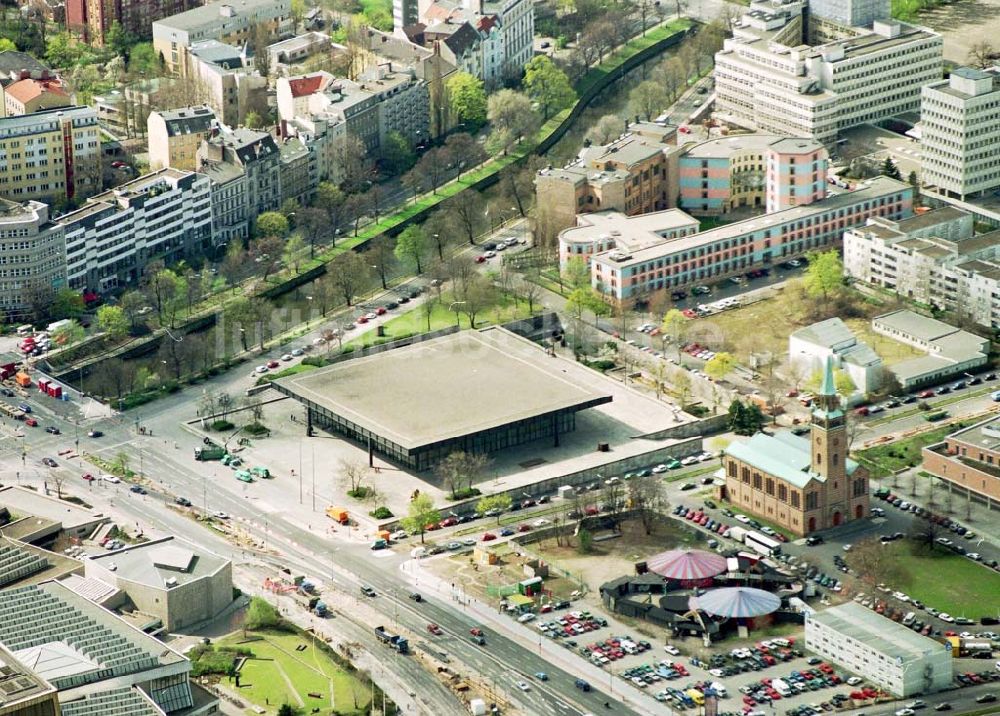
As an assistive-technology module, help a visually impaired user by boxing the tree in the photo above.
[250,235,284,282]
[324,251,371,305]
[704,351,737,382]
[277,704,295,716]
[628,474,667,535]
[847,536,909,587]
[435,451,489,497]
[221,240,249,289]
[576,528,594,554]
[880,156,902,181]
[674,370,693,407]
[333,135,369,193]
[727,399,765,436]
[290,0,306,28]
[298,206,330,259]
[967,40,996,69]
[441,191,486,245]
[144,268,179,325]
[486,90,540,155]
[446,72,488,125]
[444,133,487,179]
[367,235,395,289]
[339,459,370,496]
[249,22,271,76]
[561,256,591,292]
[394,225,428,273]
[402,493,440,544]
[380,130,416,175]
[51,319,84,348]
[120,290,145,331]
[629,79,668,120]
[803,250,844,309]
[0,39,15,53]
[412,146,453,195]
[52,288,85,319]
[661,308,687,358]
[457,274,497,328]
[909,516,943,552]
[908,169,921,204]
[523,56,576,120]
[586,114,625,145]
[283,234,307,274]
[245,597,282,630]
[45,32,84,68]
[601,480,626,532]
[476,494,513,524]
[96,305,128,339]
[256,211,289,238]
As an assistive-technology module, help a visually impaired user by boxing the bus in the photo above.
[744,530,782,557]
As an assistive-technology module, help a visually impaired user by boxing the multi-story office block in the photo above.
[66,0,201,45]
[0,199,65,320]
[715,20,941,145]
[58,168,213,292]
[921,67,1000,200]
[808,0,889,30]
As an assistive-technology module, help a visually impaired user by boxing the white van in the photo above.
[902,612,915,626]
[710,682,728,698]
[16,324,32,336]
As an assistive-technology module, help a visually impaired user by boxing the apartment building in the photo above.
[276,66,429,153]
[806,603,952,696]
[199,159,247,244]
[279,136,312,206]
[678,134,828,215]
[3,78,69,117]
[843,206,1000,329]
[185,40,268,128]
[724,358,869,535]
[411,0,532,84]
[0,105,101,203]
[0,199,66,321]
[587,176,912,303]
[153,0,293,74]
[197,125,280,232]
[922,414,1000,504]
[921,67,1000,200]
[58,168,213,292]
[147,105,218,171]
[65,0,201,45]
[267,31,332,70]
[714,20,942,145]
[537,124,681,239]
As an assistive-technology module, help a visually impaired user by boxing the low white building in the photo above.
[806,602,952,697]
[872,310,989,389]
[789,317,882,396]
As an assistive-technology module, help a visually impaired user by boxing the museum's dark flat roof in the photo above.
[275,328,613,451]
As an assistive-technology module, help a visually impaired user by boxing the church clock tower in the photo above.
[811,356,848,525]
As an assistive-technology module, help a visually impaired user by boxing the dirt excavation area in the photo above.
[917,0,1000,63]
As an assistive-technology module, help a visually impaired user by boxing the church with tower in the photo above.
[721,357,870,536]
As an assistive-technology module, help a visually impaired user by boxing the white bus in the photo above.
[744,530,782,556]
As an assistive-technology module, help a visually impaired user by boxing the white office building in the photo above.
[0,199,65,320]
[788,317,882,395]
[921,67,1000,200]
[715,20,942,145]
[806,602,953,697]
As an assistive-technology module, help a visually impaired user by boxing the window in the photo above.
[805,492,818,510]
[765,478,775,496]
[791,492,800,508]
[752,473,762,489]
[728,461,737,477]
[778,484,787,502]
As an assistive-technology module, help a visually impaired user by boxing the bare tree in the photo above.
[340,459,371,496]
[967,40,996,69]
[601,480,626,533]
[629,474,667,535]
[847,536,909,587]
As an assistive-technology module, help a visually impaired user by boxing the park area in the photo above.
[689,280,920,370]
[880,541,1000,619]
[208,628,372,715]
[854,423,967,474]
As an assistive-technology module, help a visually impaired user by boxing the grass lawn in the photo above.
[854,423,965,473]
[222,630,369,715]
[885,541,1000,619]
[342,291,536,349]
